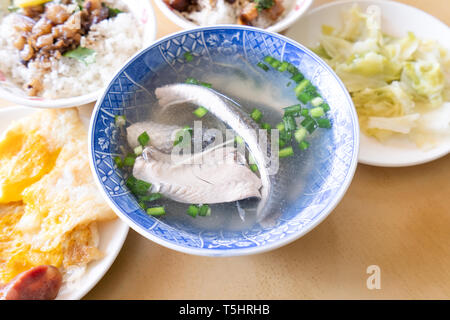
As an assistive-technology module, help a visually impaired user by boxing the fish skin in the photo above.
[133,147,262,204]
[155,84,285,222]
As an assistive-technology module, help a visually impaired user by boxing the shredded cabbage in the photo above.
[314,4,450,146]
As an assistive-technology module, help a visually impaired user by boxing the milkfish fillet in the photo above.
[155,84,285,222]
[127,121,180,153]
[127,121,219,153]
[133,147,262,204]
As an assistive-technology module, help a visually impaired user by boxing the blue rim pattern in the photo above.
[89,25,359,256]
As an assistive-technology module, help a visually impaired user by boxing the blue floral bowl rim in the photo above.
[88,24,360,257]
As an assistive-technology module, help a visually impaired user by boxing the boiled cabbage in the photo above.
[314,4,450,145]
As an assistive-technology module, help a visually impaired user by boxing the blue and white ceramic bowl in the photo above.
[88,25,359,257]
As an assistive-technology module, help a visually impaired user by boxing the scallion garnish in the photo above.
[199,205,211,217]
[235,135,244,145]
[261,122,272,133]
[301,117,317,134]
[113,156,123,168]
[250,164,259,173]
[279,146,294,158]
[277,61,289,72]
[187,204,199,217]
[193,106,208,118]
[298,85,319,104]
[138,131,150,146]
[263,56,275,64]
[294,79,310,97]
[257,62,269,71]
[300,108,310,117]
[126,176,151,196]
[147,206,166,216]
[317,118,332,129]
[283,104,301,116]
[139,202,147,210]
[140,193,162,202]
[291,72,305,84]
[311,96,324,107]
[321,103,331,112]
[299,140,310,150]
[294,127,307,143]
[123,155,136,167]
[310,107,325,118]
[287,63,299,75]
[185,77,199,85]
[184,51,193,62]
[282,114,297,133]
[250,108,263,123]
[134,145,143,156]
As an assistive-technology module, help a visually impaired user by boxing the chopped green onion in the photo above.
[276,122,285,132]
[294,127,307,143]
[311,96,324,107]
[113,156,123,168]
[298,85,319,104]
[291,72,305,84]
[250,164,259,172]
[286,82,292,87]
[184,51,193,62]
[123,155,136,167]
[138,201,147,210]
[199,205,211,217]
[294,79,310,97]
[321,103,331,112]
[277,61,289,72]
[193,106,208,118]
[317,118,332,129]
[287,63,299,75]
[185,77,199,84]
[126,176,151,196]
[115,115,126,126]
[300,108,310,117]
[106,5,124,17]
[250,108,263,123]
[301,117,317,134]
[310,107,325,118]
[187,204,199,218]
[140,193,162,202]
[282,114,297,132]
[263,56,275,64]
[199,81,212,88]
[138,131,150,146]
[283,104,301,116]
[299,140,310,150]
[134,145,143,156]
[147,206,166,216]
[257,62,269,71]
[235,135,244,145]
[261,122,272,133]
[279,146,294,158]
[279,138,286,148]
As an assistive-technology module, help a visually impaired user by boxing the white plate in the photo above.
[0,106,129,300]
[285,0,450,167]
[154,0,313,33]
[0,0,157,109]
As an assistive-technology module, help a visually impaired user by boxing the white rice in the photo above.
[0,0,143,99]
[182,0,295,29]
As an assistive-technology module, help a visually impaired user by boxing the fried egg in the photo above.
[0,108,116,284]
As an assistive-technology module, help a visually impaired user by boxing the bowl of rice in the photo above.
[0,0,156,108]
[155,0,313,33]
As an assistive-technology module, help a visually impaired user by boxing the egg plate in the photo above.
[0,106,128,300]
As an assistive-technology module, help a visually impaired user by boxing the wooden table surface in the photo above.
[1,0,449,300]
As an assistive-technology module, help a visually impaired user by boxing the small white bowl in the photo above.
[0,0,157,109]
[285,0,450,167]
[154,0,313,33]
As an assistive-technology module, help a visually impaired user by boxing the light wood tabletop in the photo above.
[1,0,449,300]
